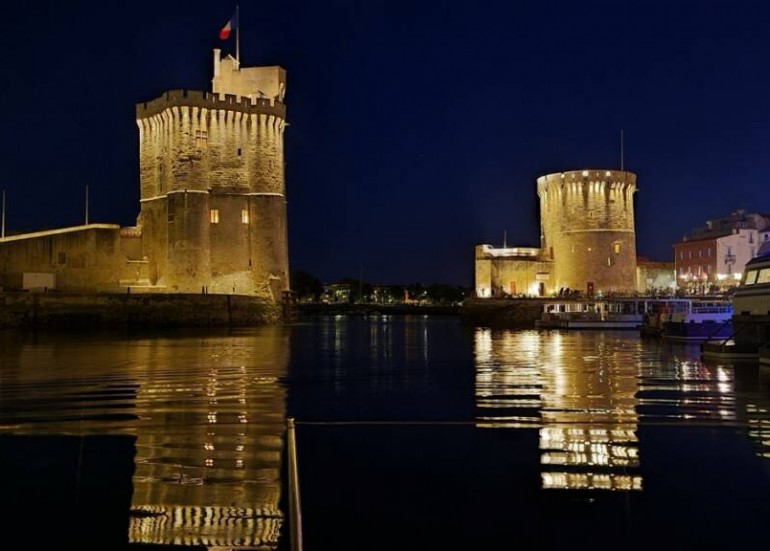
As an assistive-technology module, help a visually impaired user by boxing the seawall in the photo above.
[0,292,283,329]
[460,298,545,328]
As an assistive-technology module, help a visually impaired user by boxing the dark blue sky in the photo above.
[1,1,769,286]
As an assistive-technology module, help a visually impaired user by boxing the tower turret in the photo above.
[537,169,637,295]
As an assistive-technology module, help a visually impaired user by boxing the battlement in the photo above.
[136,89,286,120]
[537,169,637,195]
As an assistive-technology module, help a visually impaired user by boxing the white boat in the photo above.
[701,248,770,360]
[537,297,693,330]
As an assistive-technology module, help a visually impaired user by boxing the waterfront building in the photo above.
[475,169,638,298]
[635,257,675,295]
[0,50,289,302]
[673,209,769,294]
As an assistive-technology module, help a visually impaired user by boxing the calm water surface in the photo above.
[1,315,770,550]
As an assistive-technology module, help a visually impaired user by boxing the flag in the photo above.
[219,12,237,40]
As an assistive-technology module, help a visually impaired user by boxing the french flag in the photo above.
[219,12,237,40]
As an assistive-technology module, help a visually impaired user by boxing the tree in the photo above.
[290,270,324,302]
[427,283,468,304]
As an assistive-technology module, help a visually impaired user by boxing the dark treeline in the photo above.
[289,270,469,305]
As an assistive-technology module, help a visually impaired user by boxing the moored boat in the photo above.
[661,299,733,342]
[537,297,694,331]
[701,248,770,360]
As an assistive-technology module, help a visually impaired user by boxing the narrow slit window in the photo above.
[210,209,220,224]
[241,209,249,224]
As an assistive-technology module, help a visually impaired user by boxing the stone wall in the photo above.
[0,292,283,328]
[0,225,129,292]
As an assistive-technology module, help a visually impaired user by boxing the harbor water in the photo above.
[1,315,770,549]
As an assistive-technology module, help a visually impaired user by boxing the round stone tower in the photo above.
[537,169,637,295]
[135,50,289,300]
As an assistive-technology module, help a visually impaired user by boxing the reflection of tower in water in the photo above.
[128,329,289,548]
[475,329,642,491]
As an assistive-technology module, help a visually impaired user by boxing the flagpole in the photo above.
[236,4,240,66]
[1,189,6,239]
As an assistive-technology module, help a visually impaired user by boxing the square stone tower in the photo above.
[135,50,289,300]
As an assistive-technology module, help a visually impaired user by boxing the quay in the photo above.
[0,292,284,329]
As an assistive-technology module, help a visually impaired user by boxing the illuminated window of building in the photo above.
[698,249,702,258]
[58,252,66,264]
[241,209,249,224]
[688,251,692,259]
[195,130,208,148]
[697,265,702,275]
[614,243,620,254]
[679,251,683,260]
[210,209,220,224]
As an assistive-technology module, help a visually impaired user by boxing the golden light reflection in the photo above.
[127,328,289,548]
[474,329,642,491]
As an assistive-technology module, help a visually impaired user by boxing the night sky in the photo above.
[1,1,769,286]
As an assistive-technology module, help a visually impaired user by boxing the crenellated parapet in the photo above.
[537,170,636,211]
[136,89,286,121]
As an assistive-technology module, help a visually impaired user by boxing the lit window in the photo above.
[614,243,620,254]
[210,209,220,224]
[195,130,208,148]
[688,251,692,259]
[241,209,249,224]
[698,249,702,258]
[679,251,683,260]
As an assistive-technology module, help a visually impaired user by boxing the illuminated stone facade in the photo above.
[0,50,289,302]
[475,169,638,297]
[136,50,289,299]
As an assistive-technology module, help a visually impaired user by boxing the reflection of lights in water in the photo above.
[717,367,730,382]
[474,328,492,365]
[474,330,642,490]
[542,472,643,491]
[540,427,639,468]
